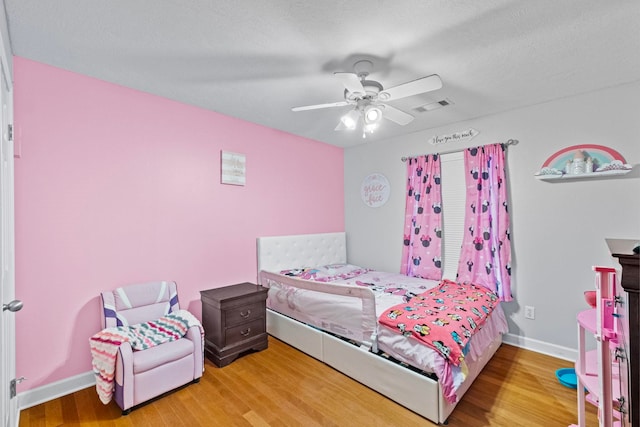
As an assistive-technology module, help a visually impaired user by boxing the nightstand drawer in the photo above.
[225,302,264,326]
[225,318,265,346]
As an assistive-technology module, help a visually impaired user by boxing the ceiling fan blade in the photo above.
[334,72,365,96]
[379,74,442,101]
[291,101,349,112]
[381,104,414,125]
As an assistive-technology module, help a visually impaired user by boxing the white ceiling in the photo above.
[4,1,640,148]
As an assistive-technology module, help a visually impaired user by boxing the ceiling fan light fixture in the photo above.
[364,105,382,124]
[340,109,360,130]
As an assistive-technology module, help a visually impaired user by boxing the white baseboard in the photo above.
[18,371,95,410]
[502,333,577,362]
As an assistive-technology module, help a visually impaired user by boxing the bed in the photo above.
[256,232,508,424]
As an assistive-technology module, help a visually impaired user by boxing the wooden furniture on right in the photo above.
[612,252,639,427]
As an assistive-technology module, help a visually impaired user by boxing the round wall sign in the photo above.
[360,173,390,208]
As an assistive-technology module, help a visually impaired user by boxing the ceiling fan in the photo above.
[291,60,442,138]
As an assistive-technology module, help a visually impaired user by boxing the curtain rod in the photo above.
[400,139,519,162]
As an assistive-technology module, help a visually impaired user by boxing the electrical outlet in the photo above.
[525,306,535,320]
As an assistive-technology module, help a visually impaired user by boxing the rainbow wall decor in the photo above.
[535,144,632,179]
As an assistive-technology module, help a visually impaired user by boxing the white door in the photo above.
[0,63,18,427]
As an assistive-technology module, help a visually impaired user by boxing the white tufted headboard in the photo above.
[256,232,347,279]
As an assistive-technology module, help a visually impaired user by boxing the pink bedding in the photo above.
[379,280,499,366]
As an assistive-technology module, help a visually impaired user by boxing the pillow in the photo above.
[280,263,370,282]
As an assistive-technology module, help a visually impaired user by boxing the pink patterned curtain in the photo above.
[401,154,442,280]
[456,144,512,301]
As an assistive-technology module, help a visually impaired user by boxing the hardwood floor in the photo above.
[19,336,597,426]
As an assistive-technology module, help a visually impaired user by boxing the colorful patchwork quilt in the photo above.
[89,309,202,404]
[379,280,498,366]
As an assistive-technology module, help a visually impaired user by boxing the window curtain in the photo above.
[401,154,442,280]
[456,143,512,301]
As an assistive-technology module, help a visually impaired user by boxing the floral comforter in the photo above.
[379,280,499,366]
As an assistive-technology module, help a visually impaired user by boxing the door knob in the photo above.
[2,300,23,312]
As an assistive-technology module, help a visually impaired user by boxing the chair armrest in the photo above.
[115,341,133,382]
[185,325,204,377]
[115,341,135,410]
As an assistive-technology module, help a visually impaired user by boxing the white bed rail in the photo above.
[260,270,378,352]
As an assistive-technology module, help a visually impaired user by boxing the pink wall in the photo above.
[12,57,344,391]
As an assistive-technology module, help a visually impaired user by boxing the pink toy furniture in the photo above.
[571,267,627,427]
[100,281,204,414]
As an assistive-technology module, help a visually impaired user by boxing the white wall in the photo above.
[344,81,640,359]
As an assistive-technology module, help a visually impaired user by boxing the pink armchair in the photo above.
[99,281,204,414]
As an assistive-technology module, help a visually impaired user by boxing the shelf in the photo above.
[535,169,631,181]
[577,308,597,333]
[583,349,599,376]
[579,349,620,378]
[535,144,632,182]
[575,361,622,403]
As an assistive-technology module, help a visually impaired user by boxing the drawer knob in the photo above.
[240,309,251,318]
[240,328,251,337]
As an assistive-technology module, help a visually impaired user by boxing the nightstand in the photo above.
[200,282,268,367]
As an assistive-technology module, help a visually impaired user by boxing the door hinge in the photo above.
[7,124,12,141]
[9,377,25,399]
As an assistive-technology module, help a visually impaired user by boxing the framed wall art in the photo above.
[360,173,390,207]
[221,151,246,186]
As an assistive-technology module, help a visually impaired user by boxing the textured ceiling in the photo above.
[4,1,640,148]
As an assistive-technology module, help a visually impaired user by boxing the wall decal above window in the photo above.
[360,173,390,208]
[428,128,478,145]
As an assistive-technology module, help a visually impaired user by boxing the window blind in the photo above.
[440,151,465,281]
